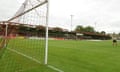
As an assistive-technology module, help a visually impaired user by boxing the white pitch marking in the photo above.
[7,48,64,72]
[48,65,64,72]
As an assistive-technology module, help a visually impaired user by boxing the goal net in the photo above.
[0,0,49,72]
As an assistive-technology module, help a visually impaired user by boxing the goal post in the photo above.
[0,22,8,58]
[0,0,49,72]
[44,0,49,65]
[8,0,49,65]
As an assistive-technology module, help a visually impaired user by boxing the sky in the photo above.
[0,0,120,33]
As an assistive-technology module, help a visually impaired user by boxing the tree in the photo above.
[96,31,100,34]
[101,31,106,35]
[118,33,120,36]
[75,25,84,32]
[75,25,95,33]
[84,26,95,32]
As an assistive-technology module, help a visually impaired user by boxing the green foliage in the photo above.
[84,26,95,32]
[75,25,84,32]
[101,31,106,35]
[75,25,95,32]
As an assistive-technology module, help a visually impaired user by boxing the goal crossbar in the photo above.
[8,0,48,22]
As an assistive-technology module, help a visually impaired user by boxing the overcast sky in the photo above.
[0,0,120,33]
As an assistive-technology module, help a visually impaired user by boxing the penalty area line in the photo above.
[7,48,64,72]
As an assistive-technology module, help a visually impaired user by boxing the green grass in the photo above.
[0,39,120,72]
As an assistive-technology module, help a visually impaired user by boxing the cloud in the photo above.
[0,0,21,20]
[0,0,120,33]
[49,0,120,33]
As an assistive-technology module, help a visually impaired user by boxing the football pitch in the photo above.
[0,38,120,72]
